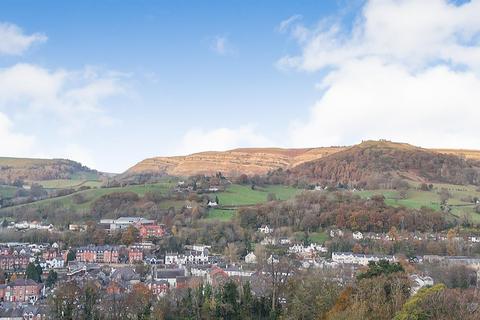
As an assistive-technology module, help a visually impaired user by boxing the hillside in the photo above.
[125,143,480,178]
[125,147,346,177]
[0,157,99,184]
[288,141,480,187]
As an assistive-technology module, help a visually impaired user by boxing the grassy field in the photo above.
[0,186,18,199]
[356,184,480,222]
[0,181,178,214]
[217,184,300,207]
[205,208,236,221]
[202,184,300,222]
[34,179,103,189]
[294,231,329,244]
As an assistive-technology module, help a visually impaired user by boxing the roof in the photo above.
[8,279,39,287]
[155,268,185,279]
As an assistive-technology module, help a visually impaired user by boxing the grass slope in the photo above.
[357,184,480,223]
[205,184,300,221]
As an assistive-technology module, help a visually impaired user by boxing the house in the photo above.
[330,229,344,238]
[40,256,65,269]
[332,252,396,266]
[207,266,229,287]
[136,223,166,239]
[76,246,120,264]
[258,225,273,234]
[245,252,257,264]
[165,253,180,265]
[68,224,87,232]
[147,279,169,297]
[353,231,363,240]
[224,265,254,277]
[99,217,155,231]
[0,279,43,303]
[207,201,218,207]
[128,248,144,264]
[154,268,185,288]
[0,254,29,271]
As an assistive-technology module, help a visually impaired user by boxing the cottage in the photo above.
[244,252,257,264]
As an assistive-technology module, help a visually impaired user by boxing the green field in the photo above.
[202,184,299,222]
[205,208,236,221]
[217,184,300,207]
[34,179,103,189]
[0,186,18,199]
[0,181,178,215]
[294,231,328,244]
[356,184,480,223]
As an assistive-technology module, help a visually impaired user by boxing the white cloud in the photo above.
[178,126,271,155]
[279,0,480,150]
[277,14,302,33]
[0,63,126,134]
[210,35,235,56]
[0,112,35,156]
[0,22,47,55]
[279,0,480,72]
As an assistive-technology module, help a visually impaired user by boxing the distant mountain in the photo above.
[0,157,99,184]
[287,140,480,187]
[124,142,480,181]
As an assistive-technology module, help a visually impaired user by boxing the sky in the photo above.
[0,0,479,173]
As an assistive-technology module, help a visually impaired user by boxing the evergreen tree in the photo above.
[46,270,58,288]
[26,262,41,282]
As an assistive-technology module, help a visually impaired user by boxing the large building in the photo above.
[0,279,43,303]
[0,254,29,271]
[76,246,120,264]
[99,217,155,231]
[137,224,166,239]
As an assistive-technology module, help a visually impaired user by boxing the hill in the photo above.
[0,157,99,184]
[287,140,480,187]
[124,143,480,178]
[124,147,346,177]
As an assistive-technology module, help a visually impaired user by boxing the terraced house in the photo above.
[76,246,120,264]
[0,279,43,303]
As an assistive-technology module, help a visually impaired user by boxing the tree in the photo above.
[46,270,58,288]
[66,249,76,262]
[121,225,139,246]
[267,193,277,202]
[357,260,404,280]
[26,262,42,282]
[224,243,239,264]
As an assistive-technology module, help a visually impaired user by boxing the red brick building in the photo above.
[137,223,166,239]
[0,279,43,303]
[76,246,120,264]
[128,248,144,264]
[0,254,29,271]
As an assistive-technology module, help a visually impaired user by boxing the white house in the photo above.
[207,201,218,207]
[244,252,257,264]
[332,252,396,266]
[165,253,180,265]
[353,231,363,240]
[40,257,65,269]
[224,265,254,277]
[330,229,344,238]
[258,225,273,234]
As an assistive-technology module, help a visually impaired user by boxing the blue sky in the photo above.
[1,0,480,172]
